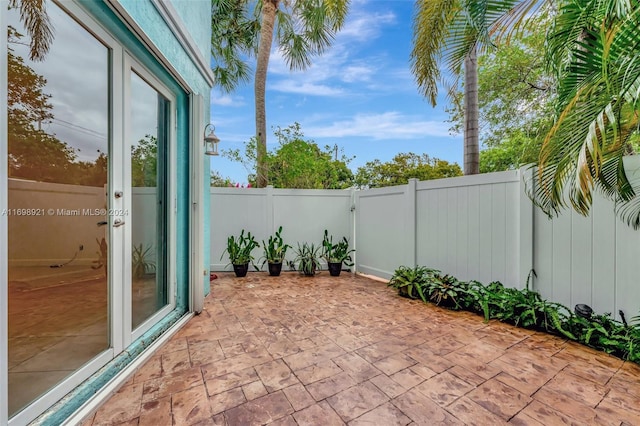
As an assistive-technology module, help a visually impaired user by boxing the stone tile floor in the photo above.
[82,272,640,425]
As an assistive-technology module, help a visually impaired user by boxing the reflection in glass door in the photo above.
[6,2,110,417]
[130,72,169,330]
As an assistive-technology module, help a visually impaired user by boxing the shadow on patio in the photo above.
[83,272,640,425]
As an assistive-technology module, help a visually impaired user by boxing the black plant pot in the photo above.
[268,262,283,276]
[328,262,342,277]
[233,263,249,277]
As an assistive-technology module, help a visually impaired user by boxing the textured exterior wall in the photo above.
[169,0,211,60]
[118,0,211,96]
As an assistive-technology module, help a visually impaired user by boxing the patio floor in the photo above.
[83,272,640,425]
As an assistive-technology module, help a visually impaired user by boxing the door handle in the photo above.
[113,219,125,228]
[97,221,108,226]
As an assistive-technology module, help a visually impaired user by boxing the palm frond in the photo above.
[411,0,528,105]
[9,0,54,61]
[211,0,260,92]
[490,0,548,44]
[410,0,460,105]
[274,0,348,71]
[532,3,640,221]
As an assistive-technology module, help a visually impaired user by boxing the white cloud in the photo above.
[269,80,344,96]
[342,65,374,83]
[338,11,397,42]
[211,94,245,107]
[305,112,451,140]
[264,3,397,96]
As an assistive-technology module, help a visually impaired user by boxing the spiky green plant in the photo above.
[321,229,354,266]
[259,226,290,267]
[291,242,321,276]
[221,229,259,266]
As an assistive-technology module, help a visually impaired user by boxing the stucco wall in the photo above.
[169,0,212,60]
[118,0,211,96]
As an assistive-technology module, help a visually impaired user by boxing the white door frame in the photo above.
[123,54,178,345]
[2,0,204,422]
[1,1,9,423]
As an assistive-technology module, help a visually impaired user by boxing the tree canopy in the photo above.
[223,123,354,189]
[354,153,462,189]
[9,24,108,187]
[223,123,466,190]
[210,0,350,187]
[446,13,555,173]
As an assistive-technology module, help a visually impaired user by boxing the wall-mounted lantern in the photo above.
[204,124,220,156]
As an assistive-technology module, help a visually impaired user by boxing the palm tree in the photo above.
[9,0,53,61]
[253,0,349,187]
[530,0,640,227]
[412,0,640,225]
[411,0,481,175]
[210,0,260,93]
[410,0,541,175]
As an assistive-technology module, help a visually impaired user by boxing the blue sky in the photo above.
[209,0,462,184]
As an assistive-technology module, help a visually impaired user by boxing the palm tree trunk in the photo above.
[255,0,278,188]
[464,46,479,175]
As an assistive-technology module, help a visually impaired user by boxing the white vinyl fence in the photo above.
[210,186,354,271]
[355,172,530,287]
[211,159,640,321]
[8,179,157,266]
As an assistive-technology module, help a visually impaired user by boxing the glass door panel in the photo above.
[6,2,110,417]
[130,72,169,330]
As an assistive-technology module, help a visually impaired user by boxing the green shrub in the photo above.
[388,266,435,302]
[389,265,640,364]
[423,273,467,309]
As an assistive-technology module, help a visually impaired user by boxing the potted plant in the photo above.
[291,242,321,276]
[259,226,290,276]
[321,230,355,276]
[132,243,156,279]
[221,229,259,277]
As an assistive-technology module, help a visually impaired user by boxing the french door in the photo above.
[6,2,176,423]
[124,56,176,344]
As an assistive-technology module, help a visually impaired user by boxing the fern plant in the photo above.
[388,264,640,363]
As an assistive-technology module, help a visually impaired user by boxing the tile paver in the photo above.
[293,400,345,426]
[82,272,640,425]
[326,381,389,422]
[224,390,294,425]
